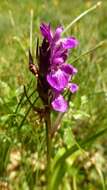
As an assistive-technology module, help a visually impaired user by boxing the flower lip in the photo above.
[58,37,79,49]
[51,57,64,65]
[51,94,68,112]
[61,64,78,75]
[47,68,69,91]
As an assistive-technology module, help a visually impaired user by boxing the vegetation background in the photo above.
[0,0,107,189]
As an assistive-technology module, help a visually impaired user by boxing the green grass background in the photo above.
[0,0,107,189]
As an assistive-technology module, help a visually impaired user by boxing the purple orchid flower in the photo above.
[37,23,79,112]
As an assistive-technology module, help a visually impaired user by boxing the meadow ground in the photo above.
[0,0,107,189]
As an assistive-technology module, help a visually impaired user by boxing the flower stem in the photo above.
[51,113,64,138]
[45,109,51,188]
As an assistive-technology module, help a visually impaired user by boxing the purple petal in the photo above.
[51,46,68,65]
[62,37,78,49]
[40,23,52,42]
[68,83,78,93]
[53,27,63,43]
[61,64,78,75]
[51,94,68,112]
[47,69,69,91]
[51,42,64,60]
[52,57,64,65]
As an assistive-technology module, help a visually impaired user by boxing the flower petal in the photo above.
[68,83,78,93]
[53,27,63,43]
[47,69,69,91]
[51,94,68,112]
[51,45,68,64]
[52,57,64,65]
[62,37,78,49]
[40,23,52,42]
[61,64,78,75]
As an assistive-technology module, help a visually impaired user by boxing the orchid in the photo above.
[39,23,78,112]
[29,23,78,112]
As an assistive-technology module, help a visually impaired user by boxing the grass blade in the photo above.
[62,1,102,34]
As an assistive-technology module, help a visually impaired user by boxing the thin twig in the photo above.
[24,86,44,113]
[22,88,36,106]
[18,97,38,130]
[15,79,33,114]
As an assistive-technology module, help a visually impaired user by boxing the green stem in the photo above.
[45,109,51,188]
